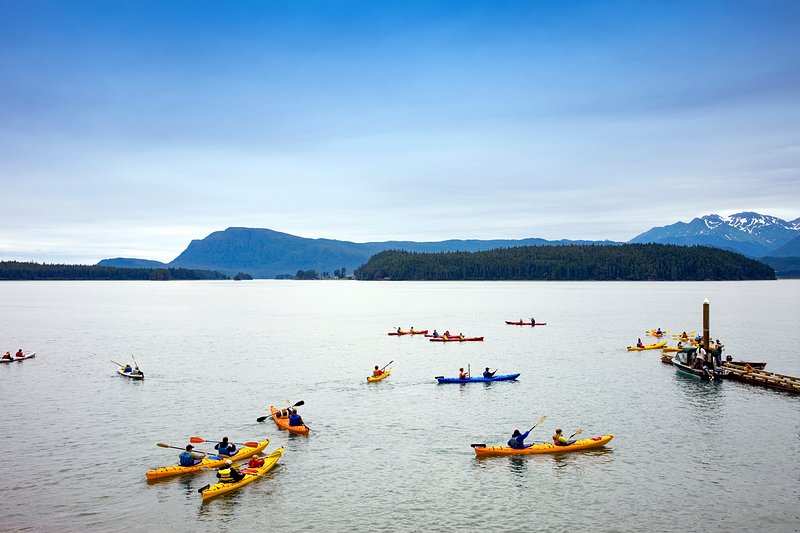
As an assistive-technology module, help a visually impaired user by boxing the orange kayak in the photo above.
[270,405,310,435]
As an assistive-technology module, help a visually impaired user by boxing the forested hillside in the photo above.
[354,244,775,281]
[0,261,229,281]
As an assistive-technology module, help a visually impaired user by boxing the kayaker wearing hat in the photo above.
[247,454,265,468]
[178,444,205,467]
[216,459,245,483]
[552,429,575,446]
[214,437,237,456]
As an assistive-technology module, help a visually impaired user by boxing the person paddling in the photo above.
[15,349,23,357]
[247,454,265,468]
[288,408,304,427]
[508,429,534,449]
[373,365,384,377]
[2,352,11,360]
[179,444,205,467]
[483,367,496,378]
[553,428,575,446]
[214,437,237,456]
[432,329,439,338]
[458,367,469,379]
[216,459,245,483]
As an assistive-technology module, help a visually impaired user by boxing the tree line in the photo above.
[354,244,776,281]
[0,261,229,281]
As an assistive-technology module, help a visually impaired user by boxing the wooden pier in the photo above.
[721,362,800,394]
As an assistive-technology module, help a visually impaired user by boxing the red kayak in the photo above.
[429,336,484,342]
[388,330,428,336]
[505,321,547,326]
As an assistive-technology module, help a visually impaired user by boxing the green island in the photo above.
[0,261,229,281]
[354,243,776,281]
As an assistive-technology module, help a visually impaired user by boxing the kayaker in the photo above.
[508,429,533,449]
[432,329,439,338]
[214,437,237,456]
[247,454,265,468]
[2,352,11,360]
[124,363,133,373]
[530,318,535,327]
[636,338,644,348]
[216,459,245,483]
[656,328,662,335]
[288,409,304,427]
[397,326,402,333]
[483,367,496,378]
[552,428,575,446]
[410,326,415,333]
[458,332,465,340]
[373,365,384,377]
[458,367,469,379]
[179,444,205,467]
[15,349,23,357]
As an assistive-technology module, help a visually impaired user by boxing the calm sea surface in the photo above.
[1,280,798,532]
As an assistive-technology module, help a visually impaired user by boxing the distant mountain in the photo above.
[629,212,800,257]
[165,227,619,278]
[97,258,167,268]
[763,233,800,257]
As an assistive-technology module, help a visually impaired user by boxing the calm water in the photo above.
[1,280,799,532]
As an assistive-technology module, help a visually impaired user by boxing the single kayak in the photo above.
[200,446,284,502]
[117,367,144,379]
[473,434,614,456]
[429,336,484,342]
[504,321,547,326]
[270,406,310,435]
[0,352,36,363]
[146,439,270,480]
[367,367,392,383]
[627,341,667,351]
[436,373,520,384]
[388,330,428,336]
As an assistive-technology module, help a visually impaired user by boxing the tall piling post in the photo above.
[703,298,711,367]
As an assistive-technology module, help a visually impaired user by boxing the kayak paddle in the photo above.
[189,437,261,448]
[568,428,583,440]
[380,360,393,371]
[471,415,547,448]
[156,442,220,459]
[109,359,124,367]
[256,400,305,422]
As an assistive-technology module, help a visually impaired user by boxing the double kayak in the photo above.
[627,341,667,351]
[505,321,547,326]
[200,446,284,502]
[436,373,520,384]
[388,330,428,336]
[473,434,614,456]
[429,336,484,342]
[146,439,270,479]
[117,367,144,379]
[0,352,36,363]
[367,368,392,383]
[270,406,310,435]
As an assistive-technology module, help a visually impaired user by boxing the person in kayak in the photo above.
[458,332,465,340]
[372,365,384,377]
[214,437,237,456]
[508,429,533,449]
[636,338,644,348]
[432,329,439,338]
[553,429,575,446]
[124,363,133,373]
[15,349,23,357]
[216,460,245,483]
[247,454,265,468]
[179,445,205,467]
[483,367,496,378]
[396,326,402,333]
[288,409,304,427]
[530,318,535,327]
[656,328,662,335]
[410,326,415,333]
[458,368,469,379]
[2,352,11,360]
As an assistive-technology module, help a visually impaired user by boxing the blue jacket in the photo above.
[507,430,530,449]
[179,451,200,467]
[289,414,303,427]
[215,442,237,456]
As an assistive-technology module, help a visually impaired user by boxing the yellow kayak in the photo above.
[200,447,284,502]
[473,435,614,456]
[367,368,392,383]
[146,439,269,480]
[627,341,667,351]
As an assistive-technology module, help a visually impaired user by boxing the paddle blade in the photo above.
[470,443,487,448]
[189,436,206,443]
[243,441,260,448]
[293,400,305,407]
[434,376,444,379]
[156,442,172,449]
[256,416,269,422]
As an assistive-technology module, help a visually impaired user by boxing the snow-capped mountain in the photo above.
[629,212,800,257]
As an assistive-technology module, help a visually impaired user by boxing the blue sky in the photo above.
[1,0,799,263]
